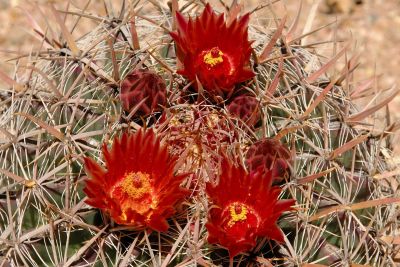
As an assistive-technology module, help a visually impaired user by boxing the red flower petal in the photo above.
[83,128,189,232]
[171,4,255,96]
[206,158,294,257]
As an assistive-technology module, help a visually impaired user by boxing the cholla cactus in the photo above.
[0,1,399,266]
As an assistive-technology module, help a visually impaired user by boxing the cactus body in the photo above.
[0,2,399,267]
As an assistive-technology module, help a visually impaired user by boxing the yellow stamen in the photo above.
[120,171,151,199]
[203,48,224,67]
[228,203,248,227]
[120,212,127,222]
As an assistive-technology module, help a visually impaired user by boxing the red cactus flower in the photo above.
[83,129,188,232]
[120,69,167,116]
[227,95,260,126]
[246,138,291,180]
[170,4,255,95]
[206,159,295,257]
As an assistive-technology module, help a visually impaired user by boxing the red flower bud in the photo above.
[120,69,167,116]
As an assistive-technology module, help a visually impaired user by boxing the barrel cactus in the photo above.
[0,1,399,266]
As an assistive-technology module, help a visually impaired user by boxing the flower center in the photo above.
[203,47,224,67]
[227,202,248,227]
[120,171,151,199]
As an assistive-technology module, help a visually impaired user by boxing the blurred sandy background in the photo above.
[0,0,399,161]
